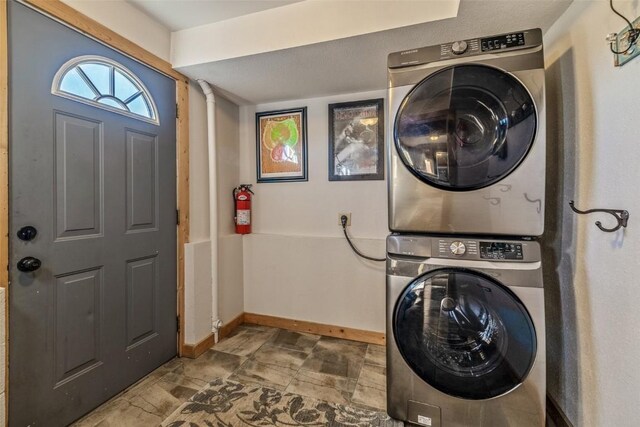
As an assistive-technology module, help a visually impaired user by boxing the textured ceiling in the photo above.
[177,0,573,105]
[127,0,303,31]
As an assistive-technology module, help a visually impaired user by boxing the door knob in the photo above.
[17,226,38,241]
[17,257,41,272]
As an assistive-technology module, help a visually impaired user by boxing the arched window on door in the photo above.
[52,55,159,125]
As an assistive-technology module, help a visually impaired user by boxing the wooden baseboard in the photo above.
[547,394,573,427]
[182,312,245,359]
[218,312,244,341]
[244,313,385,346]
[181,333,215,359]
[183,312,384,357]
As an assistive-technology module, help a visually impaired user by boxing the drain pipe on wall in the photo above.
[197,79,223,343]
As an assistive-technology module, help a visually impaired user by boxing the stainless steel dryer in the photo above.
[388,29,546,236]
[386,234,545,427]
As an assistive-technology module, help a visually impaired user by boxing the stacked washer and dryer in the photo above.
[385,29,546,426]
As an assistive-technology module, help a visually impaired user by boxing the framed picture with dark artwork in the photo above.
[328,98,384,181]
[256,107,308,183]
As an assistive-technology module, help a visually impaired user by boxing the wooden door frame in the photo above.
[0,0,191,420]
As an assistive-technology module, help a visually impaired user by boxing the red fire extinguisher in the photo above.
[233,184,254,234]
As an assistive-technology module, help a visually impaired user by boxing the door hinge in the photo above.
[177,316,180,333]
[176,209,180,225]
[176,103,179,119]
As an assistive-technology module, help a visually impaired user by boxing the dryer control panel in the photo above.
[388,28,543,68]
[439,30,533,60]
[480,32,526,52]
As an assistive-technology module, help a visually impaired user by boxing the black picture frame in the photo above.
[255,107,308,183]
[328,98,384,181]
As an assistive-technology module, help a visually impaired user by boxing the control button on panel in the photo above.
[451,40,468,55]
[450,241,466,256]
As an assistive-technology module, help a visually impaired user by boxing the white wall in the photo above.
[240,90,388,240]
[184,240,213,344]
[544,2,640,426]
[215,95,244,326]
[184,84,213,345]
[60,0,171,61]
[240,90,388,332]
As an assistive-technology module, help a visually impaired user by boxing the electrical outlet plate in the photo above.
[338,212,352,226]
[614,16,640,66]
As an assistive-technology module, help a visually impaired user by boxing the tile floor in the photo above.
[73,324,386,426]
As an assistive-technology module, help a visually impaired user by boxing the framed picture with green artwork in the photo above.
[255,107,308,183]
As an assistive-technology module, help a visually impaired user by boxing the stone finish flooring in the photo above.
[73,324,386,426]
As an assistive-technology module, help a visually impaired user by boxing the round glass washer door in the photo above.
[393,268,537,400]
[394,64,537,191]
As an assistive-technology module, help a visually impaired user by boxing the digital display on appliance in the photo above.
[481,32,525,52]
[479,242,523,260]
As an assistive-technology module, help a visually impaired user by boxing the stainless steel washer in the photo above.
[386,234,545,427]
[387,29,546,236]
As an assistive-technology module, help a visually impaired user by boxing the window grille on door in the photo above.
[52,55,160,125]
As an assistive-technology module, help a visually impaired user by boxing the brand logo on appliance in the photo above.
[417,415,432,426]
[401,49,418,55]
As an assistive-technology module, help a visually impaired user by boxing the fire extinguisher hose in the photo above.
[232,187,237,223]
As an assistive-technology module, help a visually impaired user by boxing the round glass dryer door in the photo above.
[394,64,537,190]
[393,268,537,400]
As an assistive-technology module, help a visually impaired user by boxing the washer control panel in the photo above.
[386,234,540,263]
[479,241,523,260]
[432,238,527,262]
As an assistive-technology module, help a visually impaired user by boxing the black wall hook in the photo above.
[569,200,629,232]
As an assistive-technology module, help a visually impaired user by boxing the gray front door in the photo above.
[8,2,177,425]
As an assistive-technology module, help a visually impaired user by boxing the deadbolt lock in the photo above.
[17,226,38,241]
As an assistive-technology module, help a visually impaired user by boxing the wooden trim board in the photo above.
[182,313,245,359]
[183,313,384,359]
[182,333,215,359]
[176,79,190,356]
[218,312,245,342]
[1,0,9,292]
[244,313,386,346]
[1,0,9,420]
